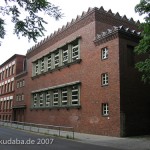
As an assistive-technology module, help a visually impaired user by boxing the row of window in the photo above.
[0,115,11,121]
[0,81,14,95]
[16,94,24,101]
[17,80,25,88]
[0,100,12,111]
[32,84,80,109]
[32,38,80,77]
[0,64,15,81]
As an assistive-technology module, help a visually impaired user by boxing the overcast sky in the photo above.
[0,0,143,64]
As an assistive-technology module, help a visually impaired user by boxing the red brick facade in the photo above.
[1,7,150,137]
[0,54,25,121]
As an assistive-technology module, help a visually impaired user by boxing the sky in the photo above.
[0,0,143,64]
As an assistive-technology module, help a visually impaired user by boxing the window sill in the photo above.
[32,59,82,80]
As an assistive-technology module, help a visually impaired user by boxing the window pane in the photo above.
[101,47,108,60]
[62,88,68,106]
[33,93,38,107]
[41,58,45,72]
[47,55,51,70]
[55,52,59,68]
[39,93,44,107]
[102,73,108,86]
[46,91,51,107]
[102,103,109,116]
[72,45,79,61]
[63,49,68,63]
[71,85,79,105]
[53,90,59,106]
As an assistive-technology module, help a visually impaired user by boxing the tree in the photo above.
[134,0,150,83]
[0,0,63,44]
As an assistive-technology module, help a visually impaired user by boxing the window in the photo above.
[33,94,38,107]
[62,49,68,63]
[101,73,108,86]
[6,69,8,78]
[54,51,59,68]
[11,81,14,91]
[61,88,68,106]
[12,65,15,75]
[39,93,44,107]
[32,38,81,77]
[35,61,39,75]
[41,58,45,72]
[22,80,25,87]
[20,81,22,88]
[102,103,109,116]
[53,90,59,106]
[47,55,51,70]
[22,94,24,101]
[101,47,108,60]
[72,45,79,61]
[8,67,11,76]
[46,91,51,107]
[71,85,79,105]
[17,82,19,88]
[16,95,19,101]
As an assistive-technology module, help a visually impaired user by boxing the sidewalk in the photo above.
[74,132,150,150]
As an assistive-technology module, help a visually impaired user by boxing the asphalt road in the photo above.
[0,126,123,150]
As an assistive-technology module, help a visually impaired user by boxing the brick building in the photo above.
[3,7,150,137]
[0,54,25,121]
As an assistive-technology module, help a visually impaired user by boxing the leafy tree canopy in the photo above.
[0,0,63,44]
[135,0,150,83]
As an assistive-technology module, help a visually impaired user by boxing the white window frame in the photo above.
[46,91,50,107]
[35,62,39,75]
[33,93,38,107]
[101,47,108,60]
[54,51,59,68]
[62,49,68,63]
[22,80,25,87]
[101,73,108,86]
[22,94,24,101]
[72,45,79,61]
[61,88,68,106]
[39,93,44,107]
[47,55,51,70]
[102,103,109,116]
[71,85,79,105]
[41,58,45,72]
[53,90,59,106]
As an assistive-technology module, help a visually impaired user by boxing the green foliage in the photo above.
[0,0,63,44]
[134,0,150,83]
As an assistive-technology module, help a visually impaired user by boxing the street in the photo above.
[0,126,122,150]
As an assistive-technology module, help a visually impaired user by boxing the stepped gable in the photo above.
[95,25,141,43]
[27,6,140,54]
